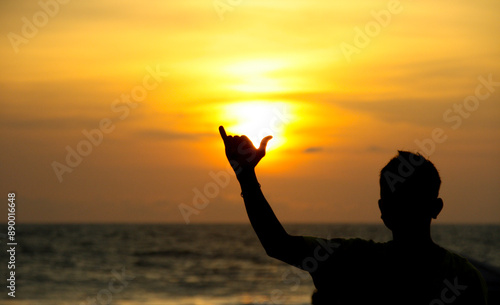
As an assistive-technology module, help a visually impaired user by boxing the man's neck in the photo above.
[391,227,436,249]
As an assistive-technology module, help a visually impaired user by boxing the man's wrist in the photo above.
[236,168,256,182]
[237,168,261,192]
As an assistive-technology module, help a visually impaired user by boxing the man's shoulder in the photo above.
[440,247,482,275]
[437,248,489,304]
[440,248,487,286]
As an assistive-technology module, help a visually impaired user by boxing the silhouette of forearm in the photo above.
[238,169,301,261]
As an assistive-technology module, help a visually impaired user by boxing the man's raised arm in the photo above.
[219,126,309,265]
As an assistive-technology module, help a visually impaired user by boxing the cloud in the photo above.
[366,145,385,153]
[303,146,324,153]
[319,97,449,128]
[136,129,214,141]
[0,115,102,131]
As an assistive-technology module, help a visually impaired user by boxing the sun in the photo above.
[221,101,295,151]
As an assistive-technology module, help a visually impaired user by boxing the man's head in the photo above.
[378,151,443,231]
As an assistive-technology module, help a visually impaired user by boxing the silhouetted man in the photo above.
[218,126,487,305]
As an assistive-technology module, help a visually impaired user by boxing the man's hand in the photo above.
[219,126,272,175]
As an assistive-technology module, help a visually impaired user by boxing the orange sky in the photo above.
[1,0,499,224]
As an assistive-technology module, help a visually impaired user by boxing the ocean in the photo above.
[0,224,499,305]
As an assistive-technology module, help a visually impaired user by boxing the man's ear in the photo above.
[431,198,443,219]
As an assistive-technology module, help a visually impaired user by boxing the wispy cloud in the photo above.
[303,146,324,154]
[136,129,214,141]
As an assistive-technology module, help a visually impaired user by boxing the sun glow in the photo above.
[221,101,296,152]
[223,59,288,93]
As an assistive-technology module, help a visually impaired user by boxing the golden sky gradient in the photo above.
[1,0,499,223]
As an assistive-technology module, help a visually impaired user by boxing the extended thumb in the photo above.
[258,136,273,152]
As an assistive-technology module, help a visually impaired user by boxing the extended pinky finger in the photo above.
[219,126,228,141]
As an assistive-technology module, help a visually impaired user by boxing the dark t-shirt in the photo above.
[300,237,488,305]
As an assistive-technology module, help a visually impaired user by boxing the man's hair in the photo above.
[379,151,441,200]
